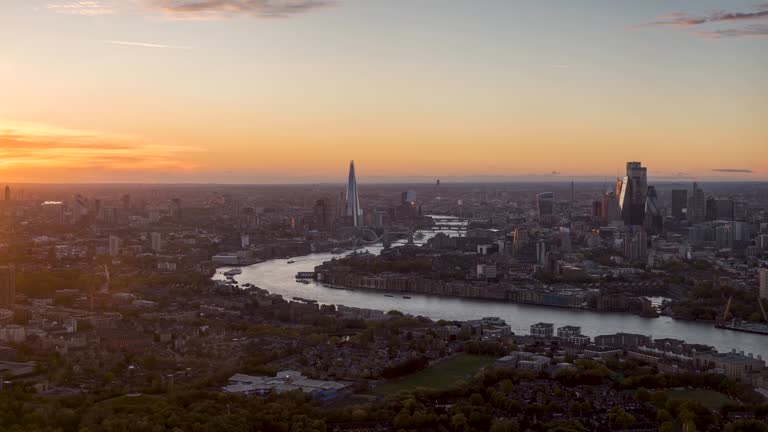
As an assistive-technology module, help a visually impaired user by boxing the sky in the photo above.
[0,0,766,183]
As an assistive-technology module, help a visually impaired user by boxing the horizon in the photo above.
[1,0,767,183]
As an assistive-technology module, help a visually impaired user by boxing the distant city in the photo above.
[0,159,766,430]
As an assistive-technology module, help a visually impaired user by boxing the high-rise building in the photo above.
[644,186,663,234]
[345,160,362,228]
[759,268,768,301]
[714,199,734,220]
[108,236,120,256]
[601,190,622,223]
[690,182,706,222]
[620,162,647,225]
[0,266,15,310]
[3,185,9,201]
[151,232,162,253]
[671,189,687,220]
[536,192,555,226]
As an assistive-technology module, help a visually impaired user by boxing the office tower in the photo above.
[601,190,622,223]
[592,200,602,219]
[3,185,9,201]
[671,189,687,220]
[401,191,416,204]
[536,192,555,226]
[312,199,337,229]
[621,162,647,225]
[108,236,120,256]
[644,186,663,234]
[734,201,746,222]
[151,232,162,252]
[705,197,717,221]
[690,182,705,222]
[513,228,528,252]
[0,266,15,310]
[72,194,88,222]
[121,194,131,210]
[714,199,734,220]
[240,207,259,231]
[623,228,647,261]
[760,269,768,300]
[345,160,362,228]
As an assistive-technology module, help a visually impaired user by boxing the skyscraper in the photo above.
[644,186,663,234]
[3,185,9,201]
[760,268,768,301]
[0,266,15,310]
[536,192,555,226]
[690,182,705,222]
[671,189,687,220]
[345,160,362,228]
[621,162,647,225]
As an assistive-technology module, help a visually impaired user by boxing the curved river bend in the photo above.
[215,245,768,360]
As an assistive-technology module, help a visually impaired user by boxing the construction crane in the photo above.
[758,294,768,323]
[722,294,733,323]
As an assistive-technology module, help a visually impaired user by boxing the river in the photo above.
[214,218,768,360]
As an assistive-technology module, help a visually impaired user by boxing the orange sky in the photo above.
[1,0,766,183]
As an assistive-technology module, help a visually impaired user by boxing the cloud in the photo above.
[638,4,768,39]
[141,0,334,20]
[0,121,199,172]
[712,168,753,173]
[105,40,192,49]
[690,24,768,39]
[46,1,115,16]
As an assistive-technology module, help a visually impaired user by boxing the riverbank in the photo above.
[214,247,768,360]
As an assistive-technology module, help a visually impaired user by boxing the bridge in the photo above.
[359,227,414,248]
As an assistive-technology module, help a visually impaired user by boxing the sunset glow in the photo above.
[1,0,766,182]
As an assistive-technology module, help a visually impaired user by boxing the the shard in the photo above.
[345,160,361,227]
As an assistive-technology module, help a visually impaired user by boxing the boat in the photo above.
[223,268,242,276]
[384,294,394,298]
[331,248,344,254]
[402,296,412,299]
[287,260,296,264]
[297,279,310,284]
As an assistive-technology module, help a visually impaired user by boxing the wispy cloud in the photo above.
[637,4,768,39]
[0,121,199,172]
[141,0,334,20]
[712,168,753,173]
[691,24,768,39]
[105,40,192,49]
[46,1,115,16]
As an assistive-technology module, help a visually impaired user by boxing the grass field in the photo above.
[663,388,739,410]
[367,354,496,397]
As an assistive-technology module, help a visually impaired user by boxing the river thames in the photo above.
[214,249,766,360]
[214,216,768,360]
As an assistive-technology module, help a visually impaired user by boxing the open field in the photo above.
[663,388,739,410]
[367,354,496,397]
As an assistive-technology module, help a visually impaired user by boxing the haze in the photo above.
[1,0,766,183]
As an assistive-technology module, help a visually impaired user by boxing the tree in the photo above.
[725,420,768,432]
[608,407,635,430]
[490,419,519,432]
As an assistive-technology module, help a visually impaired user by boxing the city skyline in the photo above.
[1,0,766,183]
